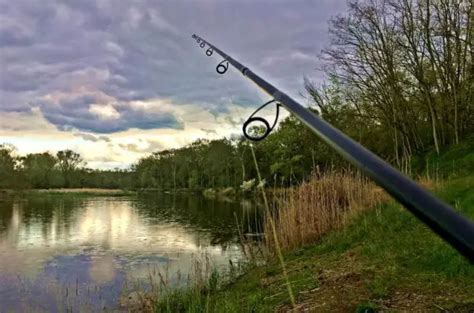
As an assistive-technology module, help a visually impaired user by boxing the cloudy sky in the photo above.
[0,0,347,169]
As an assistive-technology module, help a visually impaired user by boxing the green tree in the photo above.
[21,152,57,188]
[0,144,18,189]
[56,150,83,187]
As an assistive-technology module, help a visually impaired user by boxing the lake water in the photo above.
[0,192,258,312]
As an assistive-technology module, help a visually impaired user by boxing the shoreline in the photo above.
[151,173,474,312]
[0,188,136,196]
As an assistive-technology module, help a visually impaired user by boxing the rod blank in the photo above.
[192,34,474,262]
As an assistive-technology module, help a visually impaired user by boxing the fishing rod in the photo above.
[191,34,474,262]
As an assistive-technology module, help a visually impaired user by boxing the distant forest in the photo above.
[1,0,472,190]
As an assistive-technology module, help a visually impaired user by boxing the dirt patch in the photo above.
[279,270,370,312]
[374,289,474,312]
[276,251,472,312]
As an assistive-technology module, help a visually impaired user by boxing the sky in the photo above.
[0,0,347,169]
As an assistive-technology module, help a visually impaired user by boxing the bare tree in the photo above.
[318,0,473,159]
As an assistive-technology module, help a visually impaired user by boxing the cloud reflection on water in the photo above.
[0,194,247,311]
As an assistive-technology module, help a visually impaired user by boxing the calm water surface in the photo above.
[0,192,258,312]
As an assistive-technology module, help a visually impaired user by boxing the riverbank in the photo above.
[0,188,136,196]
[152,176,473,312]
[151,142,474,312]
[0,187,244,198]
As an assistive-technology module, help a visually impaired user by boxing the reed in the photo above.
[265,169,385,252]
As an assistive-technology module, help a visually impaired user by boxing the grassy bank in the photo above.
[152,141,474,312]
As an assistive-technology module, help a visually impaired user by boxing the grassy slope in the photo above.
[156,140,474,312]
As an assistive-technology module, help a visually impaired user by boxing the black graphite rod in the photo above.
[193,34,474,262]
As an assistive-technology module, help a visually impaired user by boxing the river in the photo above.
[0,192,258,312]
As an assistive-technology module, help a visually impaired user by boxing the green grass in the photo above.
[413,136,474,178]
[153,142,474,312]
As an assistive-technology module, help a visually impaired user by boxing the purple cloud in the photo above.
[0,0,347,133]
[36,93,183,133]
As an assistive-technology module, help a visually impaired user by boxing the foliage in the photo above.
[56,150,83,187]
[0,145,19,188]
[0,146,134,190]
[21,152,58,188]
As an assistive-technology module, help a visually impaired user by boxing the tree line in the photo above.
[0,146,133,189]
[0,124,331,190]
[1,0,472,191]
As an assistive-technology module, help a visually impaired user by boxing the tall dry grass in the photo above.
[265,170,385,251]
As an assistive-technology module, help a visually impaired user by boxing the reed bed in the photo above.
[265,170,386,252]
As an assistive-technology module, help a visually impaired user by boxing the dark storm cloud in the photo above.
[0,0,346,133]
